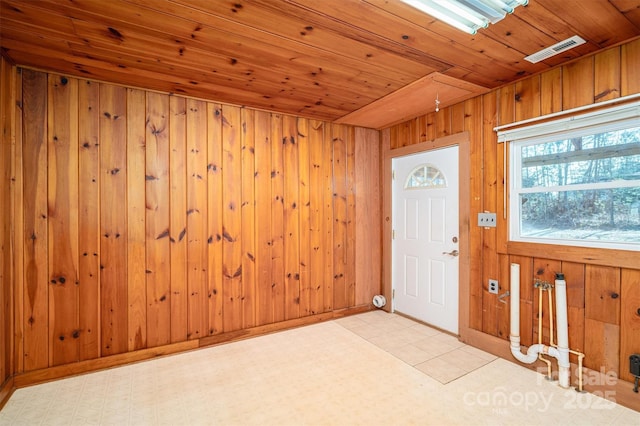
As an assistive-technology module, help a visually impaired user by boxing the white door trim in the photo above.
[382,132,471,337]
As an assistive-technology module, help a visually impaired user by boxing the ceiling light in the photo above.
[401,0,528,35]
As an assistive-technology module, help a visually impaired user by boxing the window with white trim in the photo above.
[502,101,640,251]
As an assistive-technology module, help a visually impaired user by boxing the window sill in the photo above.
[506,241,639,269]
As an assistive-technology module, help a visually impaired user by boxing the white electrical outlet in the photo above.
[488,279,499,294]
[478,212,497,227]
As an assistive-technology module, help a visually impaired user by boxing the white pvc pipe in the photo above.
[510,263,542,363]
[555,273,571,388]
[509,263,566,385]
[509,263,521,340]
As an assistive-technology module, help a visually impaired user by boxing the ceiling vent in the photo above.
[524,36,586,63]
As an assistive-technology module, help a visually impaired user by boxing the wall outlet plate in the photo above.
[488,279,499,294]
[478,212,497,227]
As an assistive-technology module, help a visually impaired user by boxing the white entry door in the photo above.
[392,146,459,333]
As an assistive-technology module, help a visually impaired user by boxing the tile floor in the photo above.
[1,310,638,425]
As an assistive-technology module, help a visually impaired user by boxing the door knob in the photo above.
[442,249,459,257]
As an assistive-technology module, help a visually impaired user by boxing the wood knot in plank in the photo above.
[107,27,124,41]
[222,229,234,242]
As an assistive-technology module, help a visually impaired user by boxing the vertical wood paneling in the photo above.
[297,118,311,317]
[222,105,243,332]
[13,67,24,373]
[47,74,79,366]
[186,98,208,339]
[410,117,420,143]
[390,120,415,149]
[450,103,465,134]
[585,265,621,373]
[308,120,325,315]
[1,56,15,381]
[496,254,510,339]
[562,56,594,109]
[465,94,482,330]
[434,107,451,138]
[254,110,272,325]
[515,76,541,121]
[532,258,560,344]
[464,96,483,138]
[594,47,620,102]
[241,108,256,328]
[207,103,223,335]
[22,69,49,371]
[561,262,585,362]
[389,124,401,150]
[585,265,620,325]
[99,84,128,356]
[354,127,381,306]
[145,92,171,347]
[621,38,640,96]
[271,114,285,323]
[584,318,620,374]
[417,115,428,142]
[620,268,640,382]
[495,86,511,256]
[540,68,562,116]
[567,305,585,365]
[126,88,147,352]
[510,255,534,347]
[283,115,300,320]
[78,80,100,361]
[169,96,188,343]
[0,59,6,382]
[563,261,585,311]
[345,127,356,308]
[332,124,348,310]
[10,66,384,380]
[322,122,334,313]
[495,123,507,254]
[482,91,501,336]
[424,112,436,142]
[497,84,515,126]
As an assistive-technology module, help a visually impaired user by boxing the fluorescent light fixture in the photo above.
[402,0,528,34]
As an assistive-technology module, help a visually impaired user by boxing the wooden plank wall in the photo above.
[0,56,15,391]
[8,69,381,376]
[387,39,640,383]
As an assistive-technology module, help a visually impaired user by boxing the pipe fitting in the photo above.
[510,263,573,389]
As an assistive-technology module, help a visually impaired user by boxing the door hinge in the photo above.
[392,229,395,239]
[392,289,395,300]
[392,170,395,180]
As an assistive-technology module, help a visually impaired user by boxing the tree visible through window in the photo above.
[405,164,446,189]
[510,121,640,250]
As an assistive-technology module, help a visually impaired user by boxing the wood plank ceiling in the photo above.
[1,0,639,129]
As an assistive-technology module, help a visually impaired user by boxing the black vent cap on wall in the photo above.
[632,354,640,376]
[631,354,640,393]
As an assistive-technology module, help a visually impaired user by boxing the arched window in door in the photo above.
[404,164,447,189]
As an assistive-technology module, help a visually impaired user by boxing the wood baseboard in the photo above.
[13,340,200,389]
[0,377,15,410]
[460,327,640,413]
[5,309,636,413]
[199,305,372,347]
[10,305,373,392]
